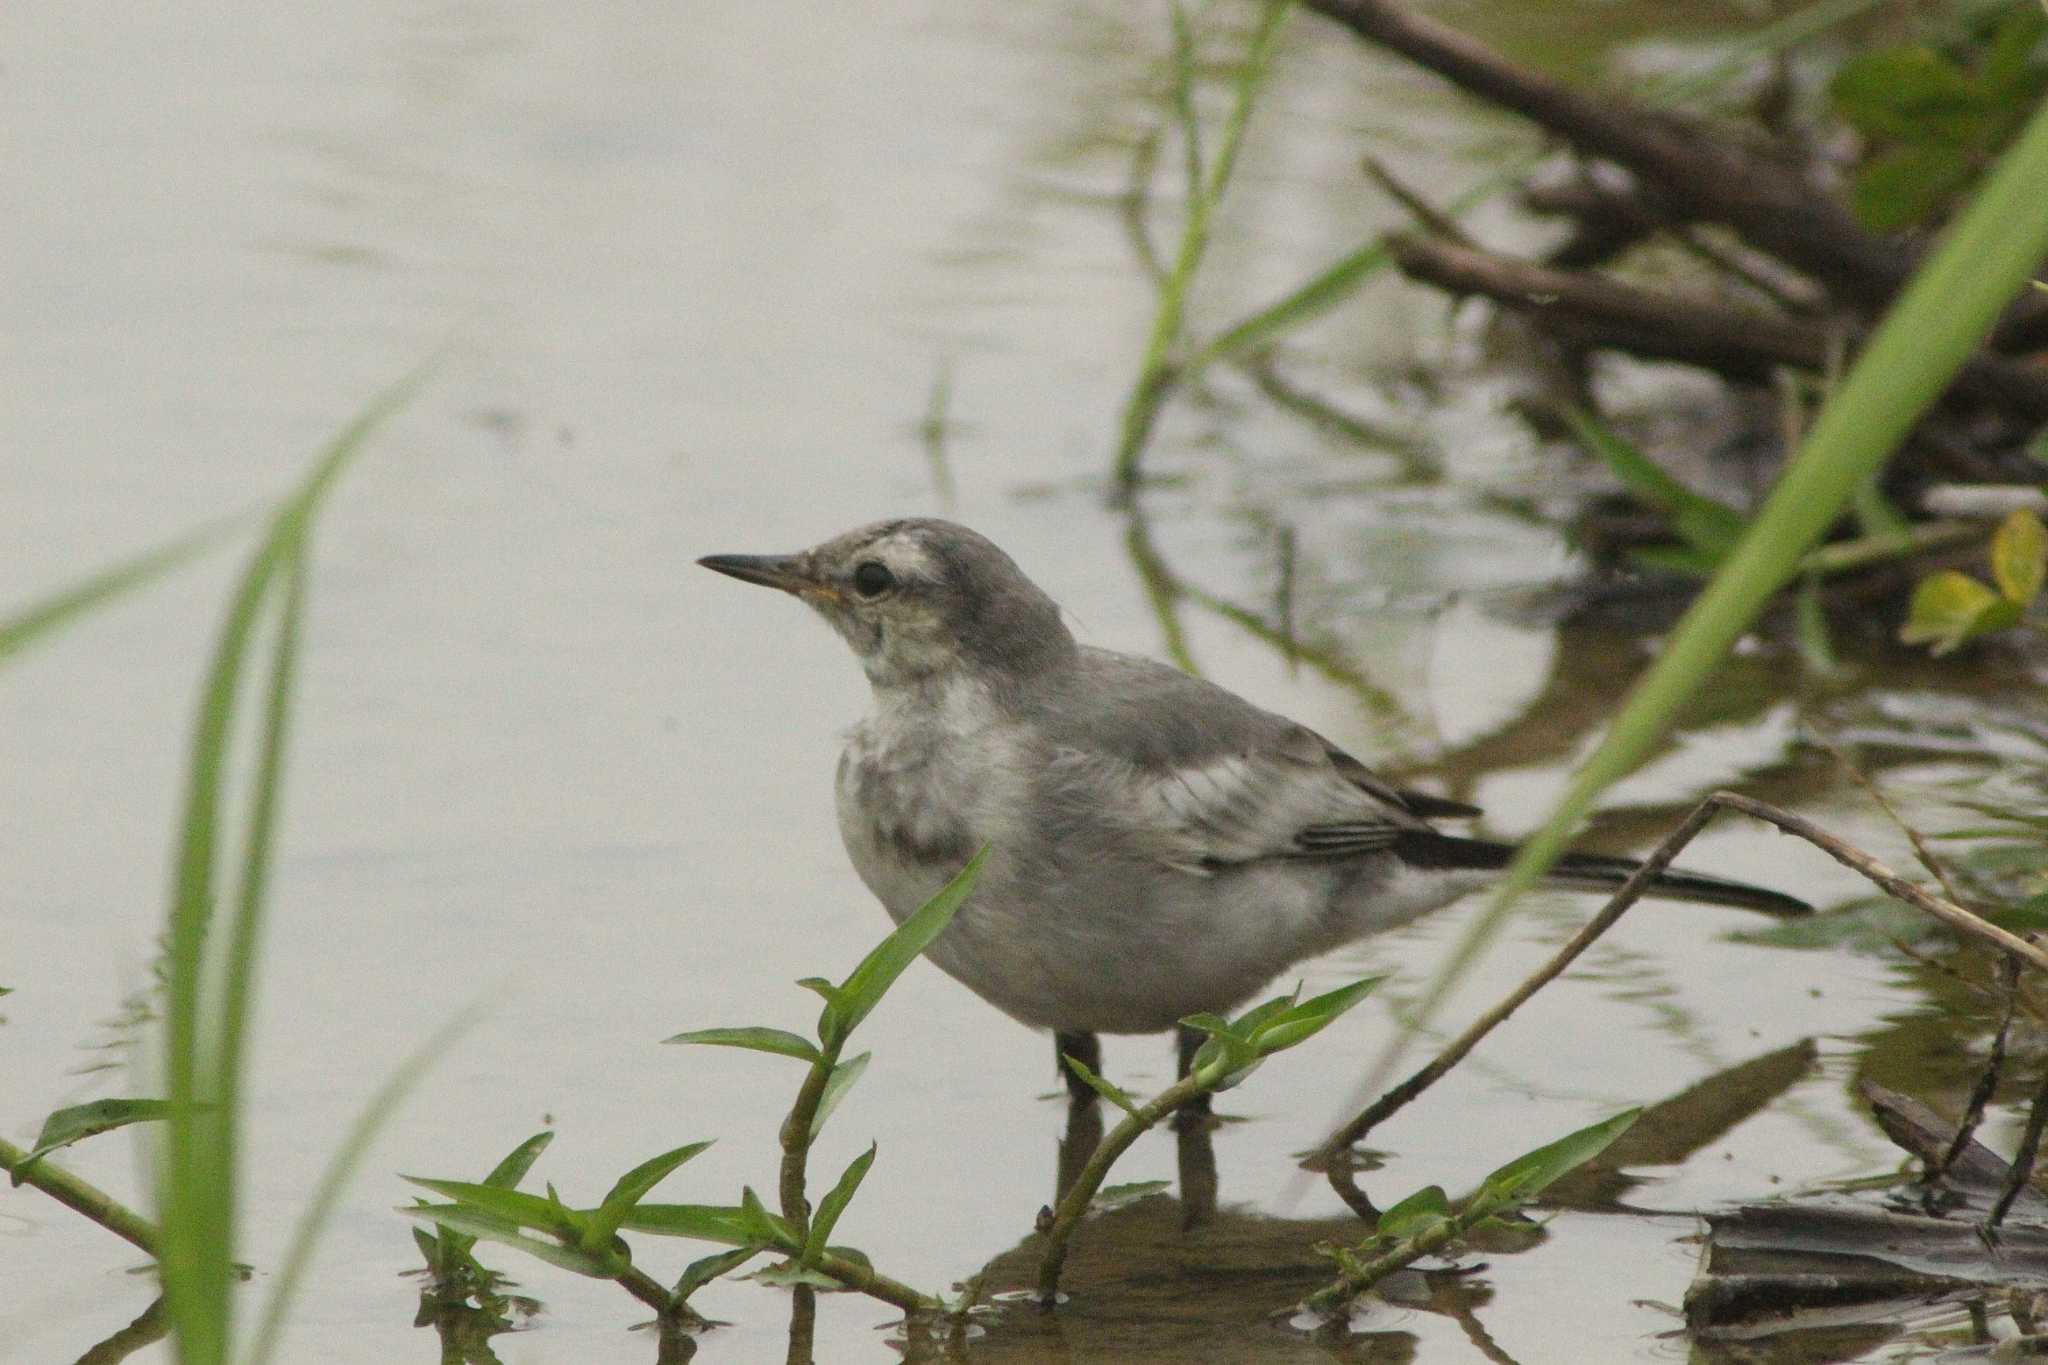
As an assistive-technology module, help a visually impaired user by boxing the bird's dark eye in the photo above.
[852,561,896,598]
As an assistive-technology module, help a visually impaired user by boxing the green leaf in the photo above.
[1628,543,1720,579]
[1092,1179,1170,1210]
[1564,408,1746,560]
[404,1204,621,1278]
[802,1143,875,1266]
[1062,1053,1141,1117]
[1232,991,1300,1036]
[809,1051,870,1139]
[1829,45,1981,141]
[748,1260,845,1289]
[1984,4,2048,97]
[1177,1011,1238,1040]
[1900,569,2023,654]
[1852,142,1981,231]
[1188,1031,1261,1087]
[13,1099,183,1184]
[585,1140,714,1249]
[738,1186,795,1249]
[1375,1184,1451,1241]
[674,1246,759,1300]
[481,1131,555,1190]
[821,849,985,1048]
[401,1177,582,1240]
[1479,1109,1641,1210]
[620,1201,794,1250]
[663,1026,824,1065]
[1247,977,1381,1056]
[1991,507,2046,605]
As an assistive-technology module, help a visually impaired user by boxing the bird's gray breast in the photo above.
[834,688,990,922]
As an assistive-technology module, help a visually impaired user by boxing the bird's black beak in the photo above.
[697,552,833,599]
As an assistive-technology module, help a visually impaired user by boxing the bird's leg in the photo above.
[1055,1030,1101,1106]
[1171,1024,1213,1133]
[1171,1024,1218,1224]
[1053,1031,1104,1206]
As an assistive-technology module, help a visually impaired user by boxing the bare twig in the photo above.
[1815,732,1970,908]
[1386,235,2048,420]
[1932,955,2022,1197]
[1300,0,1911,309]
[1317,789,1729,1184]
[1364,156,1478,247]
[1992,1063,2048,1230]
[1318,790,2048,1206]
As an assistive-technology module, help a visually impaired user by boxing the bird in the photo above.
[698,517,1808,1099]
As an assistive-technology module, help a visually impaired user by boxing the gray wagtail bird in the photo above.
[699,518,1807,1094]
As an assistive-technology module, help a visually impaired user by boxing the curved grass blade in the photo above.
[240,1002,477,1365]
[159,368,427,1365]
[0,520,230,667]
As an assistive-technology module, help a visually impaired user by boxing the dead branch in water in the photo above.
[1321,790,2048,1216]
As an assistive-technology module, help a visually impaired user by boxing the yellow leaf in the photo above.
[1990,507,2047,605]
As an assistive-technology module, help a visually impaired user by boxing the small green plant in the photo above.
[1303,1108,1640,1314]
[405,853,988,1329]
[409,1131,555,1311]
[1901,506,2047,654]
[1036,978,1381,1302]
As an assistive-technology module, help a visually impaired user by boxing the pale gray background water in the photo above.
[2,3,1975,1361]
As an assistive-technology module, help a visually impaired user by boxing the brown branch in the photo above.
[1318,790,2048,1206]
[1387,234,2048,420]
[1300,0,1913,311]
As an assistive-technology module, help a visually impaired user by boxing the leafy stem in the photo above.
[1035,1074,1209,1303]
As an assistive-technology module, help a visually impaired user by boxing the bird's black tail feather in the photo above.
[1392,829,1810,917]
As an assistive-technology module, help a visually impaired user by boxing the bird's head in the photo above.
[698,518,1074,689]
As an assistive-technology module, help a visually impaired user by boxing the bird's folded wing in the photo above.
[1115,725,1424,872]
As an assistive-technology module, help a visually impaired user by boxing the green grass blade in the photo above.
[1111,0,1295,495]
[240,1005,477,1365]
[159,370,424,1364]
[0,521,229,667]
[1562,408,1746,557]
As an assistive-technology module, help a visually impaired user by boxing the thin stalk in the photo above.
[1111,0,1294,499]
[1036,1075,1208,1303]
[1303,1211,1470,1312]
[811,1249,941,1315]
[778,1051,836,1233]
[0,1136,162,1258]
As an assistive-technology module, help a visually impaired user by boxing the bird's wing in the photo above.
[1038,649,1436,873]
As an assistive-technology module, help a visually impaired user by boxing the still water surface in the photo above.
[4,3,2033,1361]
